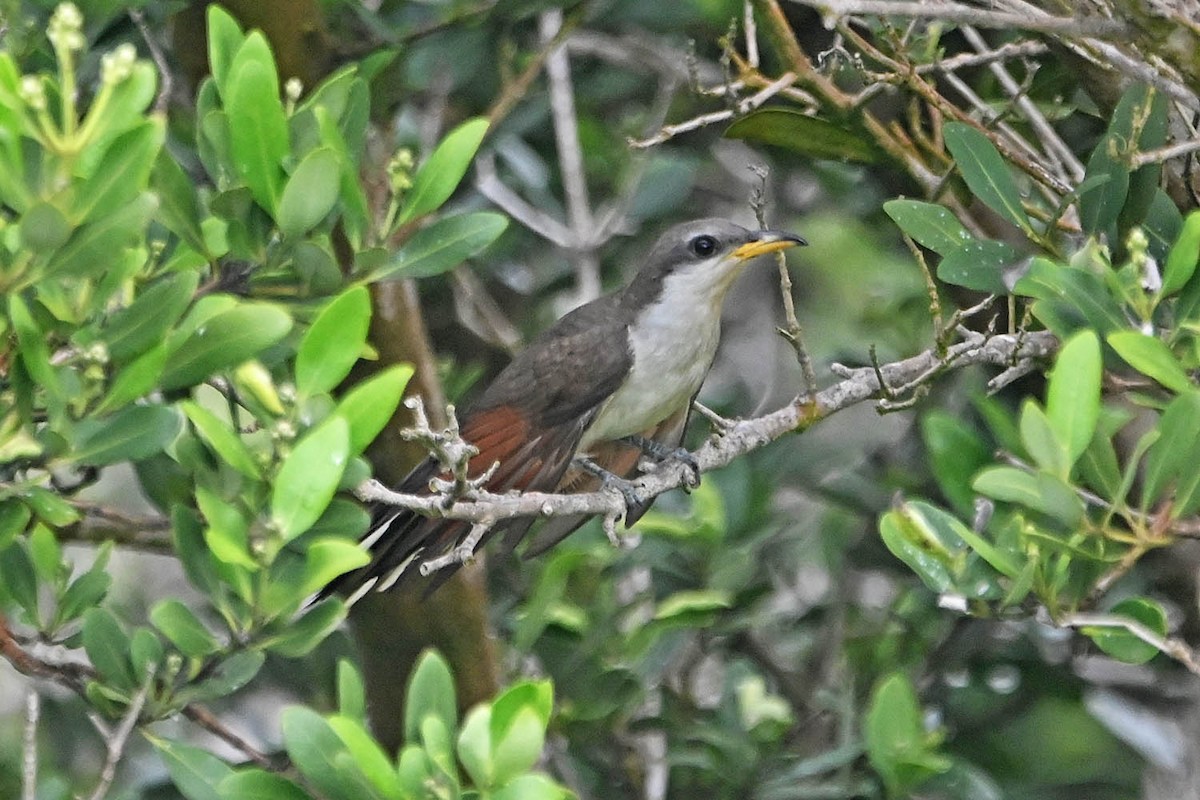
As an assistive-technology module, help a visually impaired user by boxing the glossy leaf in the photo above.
[206,5,244,94]
[154,738,232,800]
[878,505,959,594]
[271,416,350,541]
[277,147,341,237]
[865,673,951,797]
[45,193,156,280]
[334,365,413,455]
[1045,330,1102,467]
[150,599,221,659]
[182,401,263,479]
[104,271,199,363]
[70,405,182,466]
[73,119,164,223]
[162,303,292,391]
[326,715,404,799]
[296,286,372,397]
[1163,210,1200,296]
[1082,597,1168,664]
[1108,331,1192,393]
[298,538,371,597]
[95,343,168,414]
[282,707,377,800]
[936,239,1024,294]
[219,771,310,800]
[972,467,1084,527]
[338,659,367,722]
[1078,133,1129,238]
[921,411,991,515]
[376,211,508,281]
[1015,257,1128,336]
[943,122,1031,233]
[226,34,289,213]
[1018,399,1068,477]
[1141,391,1200,514]
[724,108,879,163]
[82,607,135,689]
[264,598,347,657]
[404,649,458,743]
[883,199,972,256]
[397,117,488,225]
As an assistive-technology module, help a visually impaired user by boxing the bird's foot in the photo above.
[574,456,644,512]
[621,435,701,489]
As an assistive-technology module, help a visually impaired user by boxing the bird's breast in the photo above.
[581,293,722,447]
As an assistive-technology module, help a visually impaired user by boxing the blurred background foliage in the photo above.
[2,1,1200,799]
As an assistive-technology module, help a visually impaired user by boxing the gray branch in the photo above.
[358,330,1059,562]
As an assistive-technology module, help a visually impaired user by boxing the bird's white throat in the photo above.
[581,266,736,446]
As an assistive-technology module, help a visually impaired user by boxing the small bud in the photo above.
[100,43,137,85]
[233,360,286,415]
[284,77,303,103]
[19,76,47,111]
[272,419,297,442]
[85,342,108,364]
[48,3,85,52]
[387,149,415,193]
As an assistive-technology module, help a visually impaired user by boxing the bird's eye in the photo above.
[689,235,717,257]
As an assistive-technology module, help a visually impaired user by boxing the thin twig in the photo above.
[629,71,797,149]
[129,9,172,115]
[86,681,150,800]
[1131,137,1200,167]
[1059,612,1200,675]
[22,690,37,800]
[182,704,277,769]
[791,0,1127,37]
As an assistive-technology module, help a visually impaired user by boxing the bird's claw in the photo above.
[574,456,644,514]
[622,435,701,490]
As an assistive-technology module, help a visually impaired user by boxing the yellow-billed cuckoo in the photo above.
[327,219,805,600]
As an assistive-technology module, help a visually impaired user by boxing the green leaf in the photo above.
[104,271,199,364]
[129,627,164,681]
[298,538,371,598]
[937,239,1024,294]
[154,152,208,252]
[492,774,569,800]
[1015,257,1128,336]
[162,303,292,391]
[1082,597,1168,664]
[337,659,366,722]
[724,108,880,163]
[186,650,265,701]
[278,147,341,237]
[226,34,289,213]
[490,707,544,787]
[219,771,310,800]
[1078,133,1129,238]
[1164,210,1200,297]
[326,714,404,799]
[182,401,263,479]
[878,506,959,594]
[0,500,31,552]
[95,343,168,414]
[282,707,377,800]
[397,117,489,225]
[45,193,157,280]
[206,5,245,94]
[153,737,232,800]
[943,122,1031,233]
[375,212,508,281]
[151,599,221,659]
[197,485,256,569]
[334,365,413,455]
[297,286,372,397]
[883,199,972,256]
[82,607,135,689]
[1108,331,1192,393]
[19,201,72,251]
[70,405,182,466]
[1045,330,1102,467]
[972,467,1084,527]
[73,118,165,223]
[0,545,39,622]
[28,524,61,583]
[24,486,79,527]
[263,598,346,657]
[865,673,951,797]
[1019,400,1068,477]
[1141,391,1200,513]
[270,416,350,541]
[404,649,458,743]
[921,411,991,515]
[456,705,492,787]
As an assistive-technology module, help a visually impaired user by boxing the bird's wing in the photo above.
[322,309,633,599]
[519,398,694,557]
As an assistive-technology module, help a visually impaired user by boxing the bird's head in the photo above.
[625,218,807,312]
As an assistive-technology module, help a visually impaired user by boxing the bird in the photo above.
[325,218,806,601]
